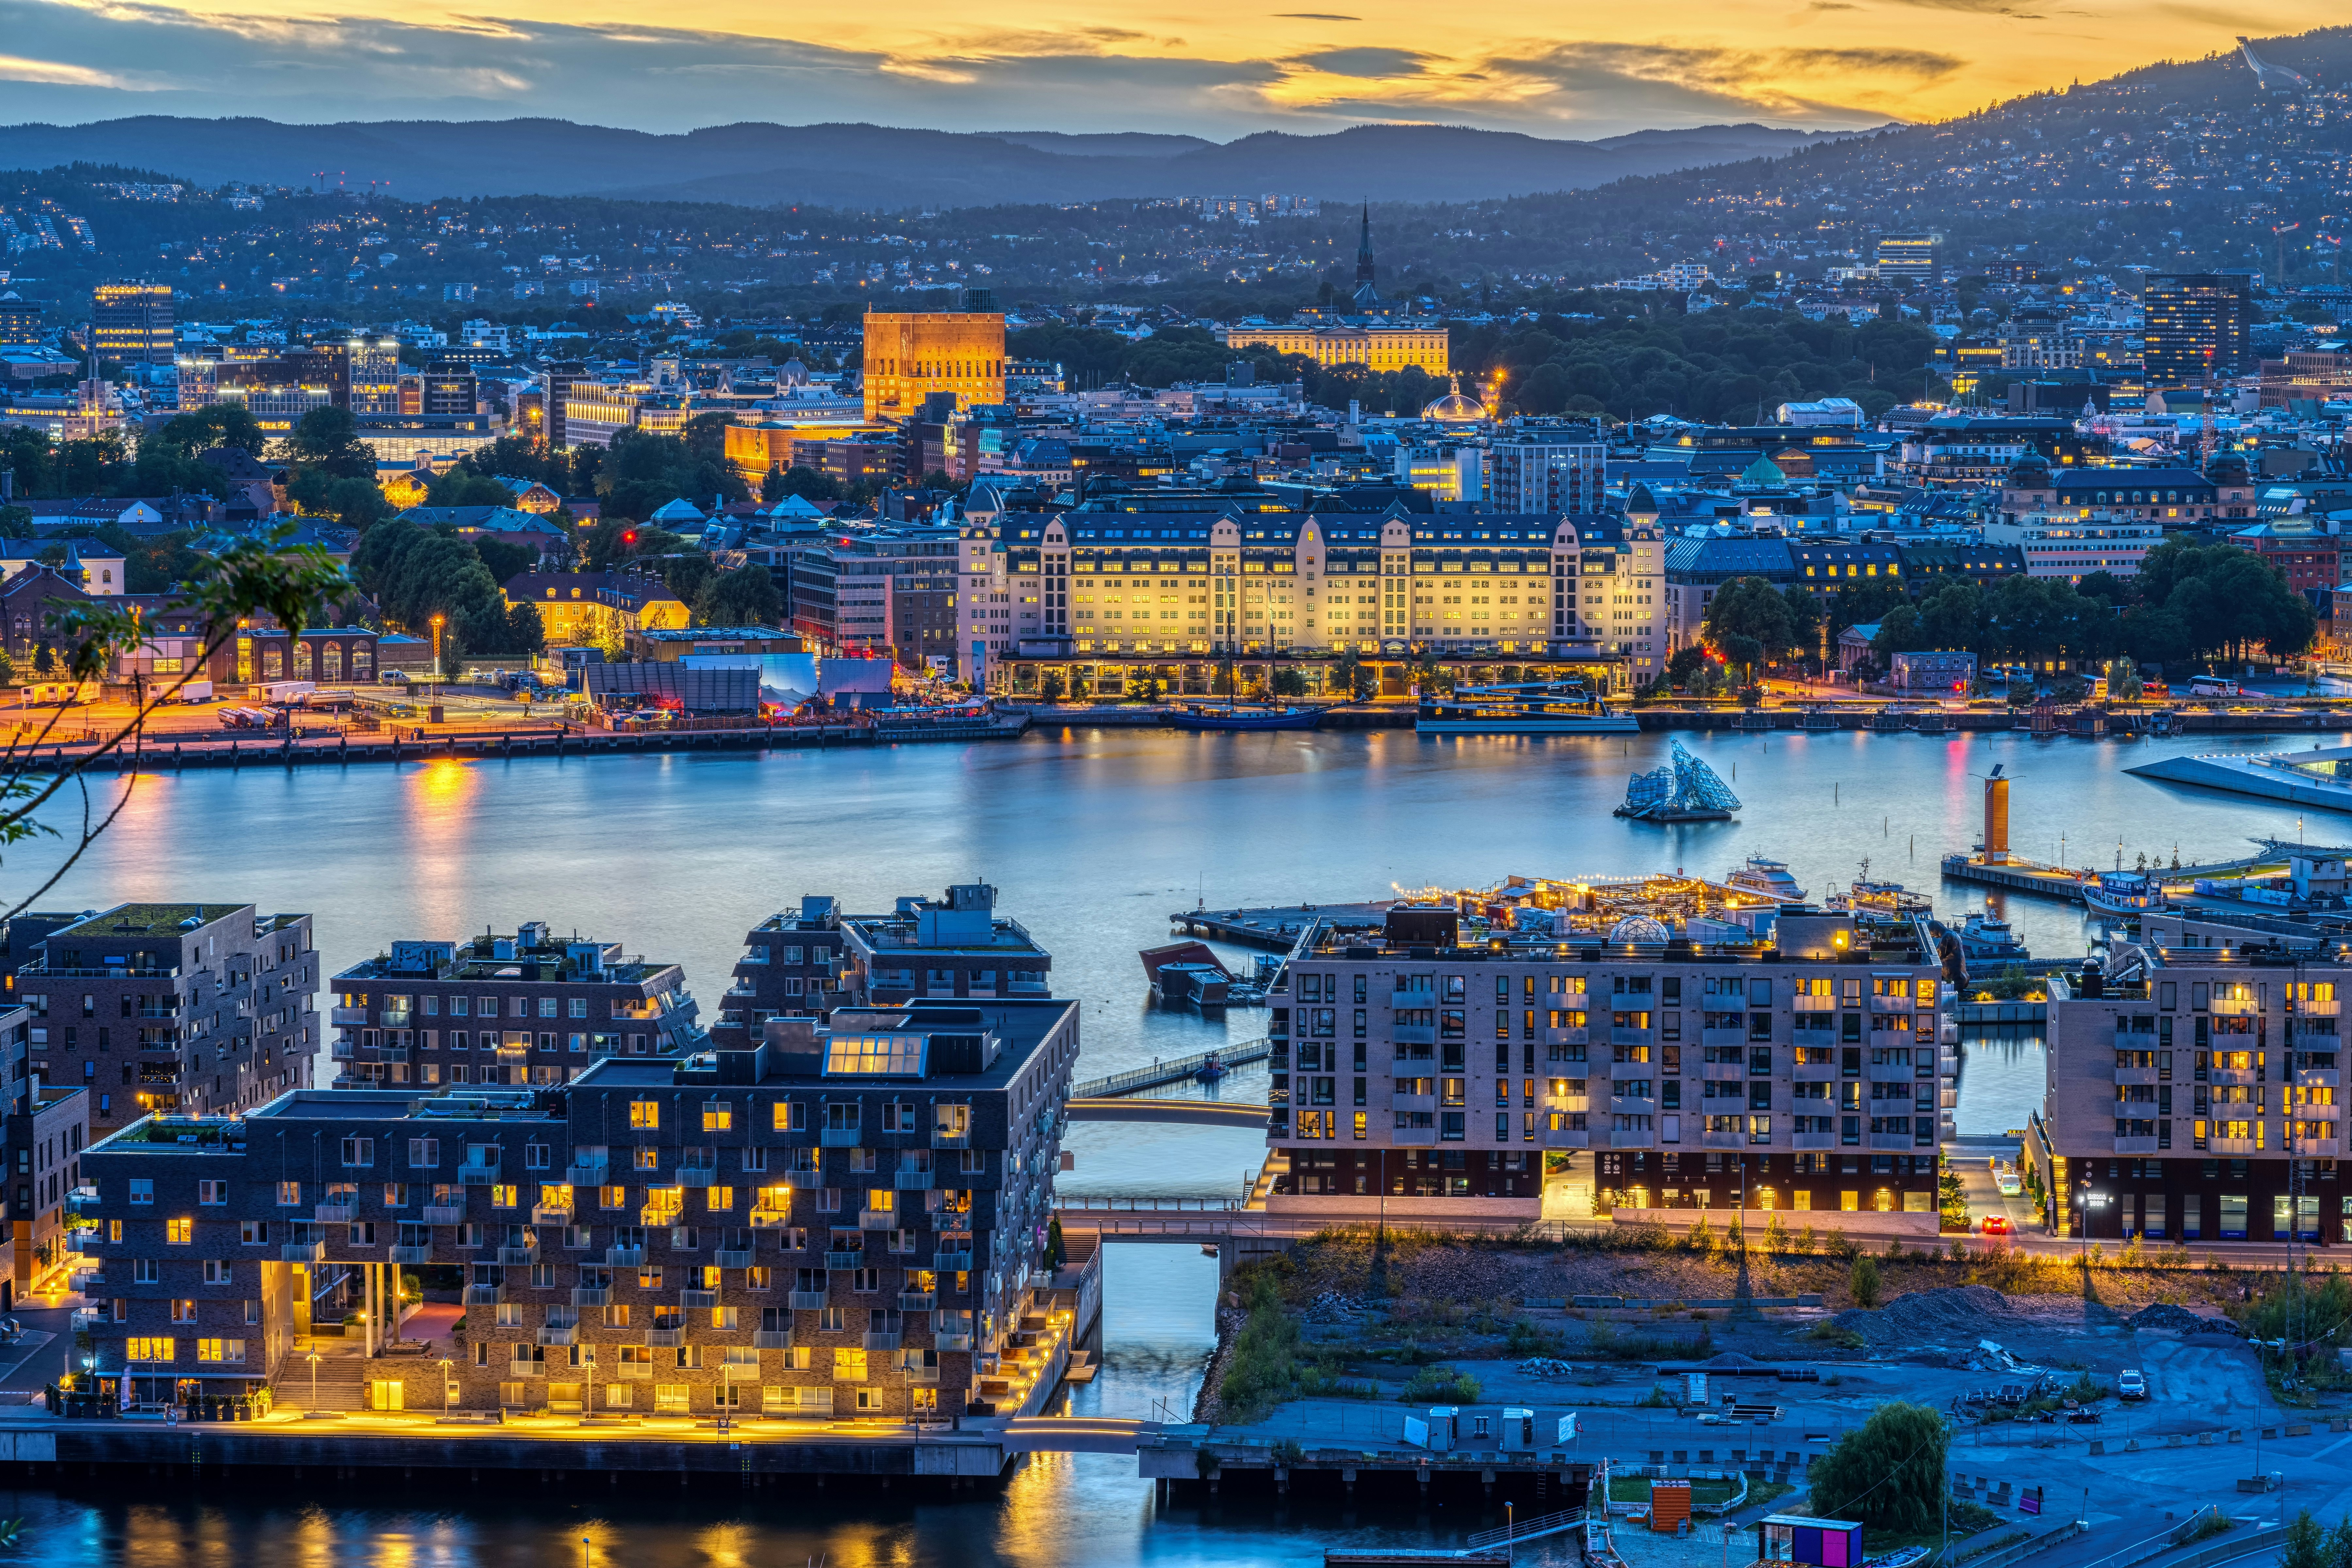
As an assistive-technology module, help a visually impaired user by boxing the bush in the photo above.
[1849,1254,1882,1308]
[1217,1272,1306,1423]
[1400,1365,1482,1404]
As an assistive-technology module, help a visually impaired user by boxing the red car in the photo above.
[1980,1215,2013,1236]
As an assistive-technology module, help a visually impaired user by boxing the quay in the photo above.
[1171,902,1388,950]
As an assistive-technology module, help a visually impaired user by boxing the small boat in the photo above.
[1958,909,2030,965]
[1725,855,1807,903]
[1418,680,1639,736]
[1827,862,1932,929]
[1194,1054,1227,1083]
[2082,870,2162,917]
[1615,741,1740,822]
[1168,703,1321,732]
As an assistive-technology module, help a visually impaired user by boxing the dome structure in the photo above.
[1420,373,1487,423]
[779,357,809,386]
[1608,915,1673,946]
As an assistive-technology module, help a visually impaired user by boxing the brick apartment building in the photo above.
[16,903,318,1127]
[1269,905,1952,1228]
[81,1000,1075,1415]
[329,922,706,1088]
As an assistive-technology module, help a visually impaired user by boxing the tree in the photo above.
[1869,604,1925,663]
[472,537,538,587]
[154,403,268,456]
[1848,1253,1882,1307]
[425,469,516,509]
[349,519,535,656]
[694,567,784,628]
[1917,581,1986,656]
[1703,576,1797,679]
[1665,645,1712,688]
[277,407,376,481]
[1807,1402,1948,1533]
[2104,655,2144,702]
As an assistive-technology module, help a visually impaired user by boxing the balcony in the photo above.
[605,1246,645,1267]
[2210,995,2262,1017]
[931,1130,970,1150]
[676,1169,717,1188]
[463,1283,504,1306]
[497,1245,538,1267]
[894,1170,935,1190]
[1868,995,1913,1015]
[313,1204,354,1224]
[1791,1132,1836,1151]
[2113,1137,2160,1155]
[531,1205,572,1226]
[2209,1067,2262,1088]
[2294,1136,2343,1157]
[721,1361,761,1382]
[904,1361,941,1384]
[648,1328,685,1348]
[422,1205,465,1225]
[753,1331,793,1350]
[1391,1023,1437,1046]
[937,1334,973,1352]
[389,1244,433,1265]
[1608,1095,1656,1116]
[680,1289,717,1310]
[932,1252,973,1274]
[2297,1068,2344,1090]
[857,1209,896,1231]
[788,1291,827,1310]
[572,1287,609,1307]
[1608,1131,1653,1150]
[1702,1129,1747,1149]
[330,1006,369,1028]
[330,1043,358,1061]
[1390,1124,1437,1147]
[750,1209,792,1230]
[639,1206,682,1228]
[1543,1127,1591,1150]
[820,1129,862,1148]
[864,1332,902,1352]
[376,1046,410,1064]
[899,1290,935,1312]
[1391,1093,1435,1114]
[566,1165,607,1188]
[537,1326,576,1347]
[616,1362,652,1380]
[1792,1060,1837,1082]
[825,1250,865,1270]
[458,1167,498,1186]
[715,1249,752,1269]
[778,1169,822,1189]
[2114,1065,2161,1086]
[1867,1135,1919,1153]
[282,1240,326,1264]
[1700,1029,1746,1052]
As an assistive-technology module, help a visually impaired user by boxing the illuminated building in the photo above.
[326,923,705,1090]
[80,973,1074,1416]
[499,570,690,651]
[14,902,318,1130]
[1264,904,1949,1228]
[861,312,1006,422]
[1873,233,1942,288]
[1217,324,1448,375]
[2143,273,2253,389]
[90,282,174,365]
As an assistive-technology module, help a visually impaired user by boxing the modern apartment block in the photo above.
[2033,950,2347,1243]
[1267,906,1952,1228]
[710,886,1051,1050]
[329,922,706,1089]
[81,999,1076,1416]
[8,1077,90,1304]
[16,903,318,1127]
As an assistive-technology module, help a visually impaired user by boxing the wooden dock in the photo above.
[1939,854,2090,903]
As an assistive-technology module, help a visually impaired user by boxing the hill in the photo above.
[0,117,1863,208]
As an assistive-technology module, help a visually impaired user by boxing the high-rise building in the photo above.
[1873,233,1942,288]
[0,294,43,347]
[1487,428,1609,515]
[861,312,1005,423]
[90,282,174,366]
[2142,273,2253,389]
[321,336,401,415]
[15,902,319,1127]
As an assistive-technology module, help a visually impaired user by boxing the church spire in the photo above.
[1355,203,1375,285]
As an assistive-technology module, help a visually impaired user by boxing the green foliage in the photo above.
[1270,666,1307,698]
[1805,1322,1867,1350]
[349,519,536,657]
[1806,1401,1949,1533]
[1399,1364,1482,1404]
[426,469,518,509]
[764,464,841,504]
[1217,1271,1306,1424]
[1703,576,1798,674]
[155,402,268,456]
[596,425,747,524]
[694,567,785,628]
[1849,1253,1882,1308]
[277,407,376,481]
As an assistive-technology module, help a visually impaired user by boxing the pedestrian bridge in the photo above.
[996,1416,1160,1455]
[1064,1097,1267,1129]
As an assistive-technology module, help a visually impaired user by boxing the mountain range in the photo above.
[0,118,1873,210]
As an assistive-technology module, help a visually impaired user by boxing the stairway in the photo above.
[269,1347,374,1414]
[1059,1227,1101,1273]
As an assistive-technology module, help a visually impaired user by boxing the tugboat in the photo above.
[1725,855,1807,903]
[1194,1053,1227,1084]
[1957,909,2031,966]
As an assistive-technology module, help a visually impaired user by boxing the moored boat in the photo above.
[1168,703,1322,732]
[1725,855,1807,903]
[1418,681,1639,736]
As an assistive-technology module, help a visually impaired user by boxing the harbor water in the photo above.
[0,724,2309,1563]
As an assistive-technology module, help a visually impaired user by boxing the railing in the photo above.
[1467,1508,1586,1552]
[680,1290,717,1310]
[459,1167,498,1185]
[281,1240,325,1264]
[497,1245,537,1267]
[825,1250,865,1270]
[932,1252,973,1273]
[820,1128,862,1147]
[864,1332,902,1352]
[1070,1037,1273,1099]
[715,1249,752,1269]
[648,1328,685,1348]
[313,1204,353,1224]
[788,1291,826,1310]
[464,1283,504,1305]
[899,1291,936,1312]
[779,1170,822,1189]
[857,1209,896,1231]
[389,1245,433,1265]
[1054,1195,1244,1213]
[676,1169,717,1187]
[537,1326,576,1347]
[421,1205,465,1225]
[894,1170,935,1190]
[753,1331,793,1350]
[566,1165,607,1187]
[572,1287,609,1307]
[937,1334,972,1352]
[605,1246,645,1266]
[531,1205,571,1225]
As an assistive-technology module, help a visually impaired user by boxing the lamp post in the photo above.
[307,1349,320,1412]
[438,1355,452,1415]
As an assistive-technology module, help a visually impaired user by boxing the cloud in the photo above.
[1290,46,1436,76]
[0,51,132,86]
[1880,0,2042,16]
[1273,11,1363,17]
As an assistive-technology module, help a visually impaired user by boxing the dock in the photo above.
[1170,902,1390,950]
[1940,855,2090,903]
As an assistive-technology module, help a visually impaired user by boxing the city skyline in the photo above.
[0,2,2342,139]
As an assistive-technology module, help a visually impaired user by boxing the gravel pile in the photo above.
[2128,1302,2237,1335]
[1834,1285,2122,1346]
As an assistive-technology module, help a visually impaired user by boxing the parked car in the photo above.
[2118,1369,2147,1400]
[1980,1215,2012,1236]
[382,669,412,685]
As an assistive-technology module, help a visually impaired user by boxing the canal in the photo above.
[0,725,2303,1562]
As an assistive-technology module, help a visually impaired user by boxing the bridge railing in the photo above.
[1054,1195,1245,1213]
[1070,1037,1271,1099]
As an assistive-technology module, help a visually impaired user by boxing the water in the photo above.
[5,725,2304,1563]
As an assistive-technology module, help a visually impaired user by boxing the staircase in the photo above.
[270,1346,373,1414]
[1059,1227,1101,1273]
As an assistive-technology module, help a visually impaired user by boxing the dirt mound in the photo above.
[2129,1302,2237,1335]
[1834,1285,2121,1346]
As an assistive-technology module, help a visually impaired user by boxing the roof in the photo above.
[581,664,760,712]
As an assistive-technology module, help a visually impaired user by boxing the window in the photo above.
[129,1179,153,1205]
[203,1259,231,1285]
[630,1100,659,1129]
[197,1180,226,1205]
[407,1138,440,1169]
[196,1338,245,1363]
[339,1137,375,1168]
[166,1218,192,1245]
[833,1348,868,1382]
[703,1102,733,1132]
[126,1337,175,1362]
[237,1220,268,1245]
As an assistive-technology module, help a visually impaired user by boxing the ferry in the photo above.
[1725,855,1807,904]
[1168,703,1322,732]
[1417,681,1640,736]
[1957,909,2030,965]
[1826,866,1932,928]
[2082,870,2163,917]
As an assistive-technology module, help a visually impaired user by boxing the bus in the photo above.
[2187,675,2240,697]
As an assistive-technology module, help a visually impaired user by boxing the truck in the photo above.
[167,680,215,705]
[17,681,96,707]
[256,680,317,706]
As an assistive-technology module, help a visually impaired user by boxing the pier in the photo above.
[1070,1040,1272,1098]
[1170,903,1388,950]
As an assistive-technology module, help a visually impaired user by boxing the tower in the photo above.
[1356,204,1375,289]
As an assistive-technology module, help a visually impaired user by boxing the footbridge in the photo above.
[996,1416,1161,1455]
[1064,1096,1269,1129]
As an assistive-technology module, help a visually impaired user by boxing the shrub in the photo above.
[1807,1402,1949,1532]
[1400,1365,1483,1404]
[1849,1254,1883,1308]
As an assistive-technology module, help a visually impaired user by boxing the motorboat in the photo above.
[1725,855,1807,904]
[1827,863,1932,928]
[1958,909,2030,965]
[1418,681,1640,736]
[2082,870,2162,917]
[1168,703,1322,732]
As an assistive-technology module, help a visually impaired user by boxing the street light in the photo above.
[307,1349,320,1412]
[438,1355,452,1415]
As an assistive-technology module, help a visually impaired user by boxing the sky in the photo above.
[0,0,2341,140]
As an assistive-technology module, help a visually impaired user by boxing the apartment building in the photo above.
[710,886,1051,1050]
[81,999,1076,1416]
[329,923,705,1089]
[8,1077,90,1303]
[16,903,318,1128]
[2034,949,2348,1243]
[1266,906,1951,1228]
[1487,429,1609,516]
